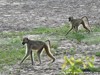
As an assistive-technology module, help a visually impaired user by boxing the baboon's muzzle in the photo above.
[22,42,25,45]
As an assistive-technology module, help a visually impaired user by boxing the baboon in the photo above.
[66,16,91,35]
[20,37,55,65]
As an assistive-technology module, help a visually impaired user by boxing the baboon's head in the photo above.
[22,37,29,45]
[68,17,73,21]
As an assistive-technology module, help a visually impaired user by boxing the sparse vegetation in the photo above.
[0,25,100,74]
[68,32,85,43]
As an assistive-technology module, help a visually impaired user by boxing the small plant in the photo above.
[61,56,94,75]
[95,52,100,57]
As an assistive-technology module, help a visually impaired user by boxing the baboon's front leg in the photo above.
[66,27,73,35]
[20,48,31,65]
[20,53,29,65]
[30,50,34,65]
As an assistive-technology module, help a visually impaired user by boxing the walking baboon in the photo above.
[66,16,91,35]
[20,37,55,65]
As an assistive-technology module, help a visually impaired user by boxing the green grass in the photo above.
[1,25,100,44]
[0,25,69,38]
[0,36,24,71]
[67,32,86,42]
[83,36,100,44]
[0,49,24,65]
[92,25,100,32]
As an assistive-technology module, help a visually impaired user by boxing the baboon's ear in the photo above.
[23,37,29,40]
[25,37,29,41]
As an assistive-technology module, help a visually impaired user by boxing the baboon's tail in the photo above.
[81,16,89,25]
[44,43,55,63]
[45,40,51,48]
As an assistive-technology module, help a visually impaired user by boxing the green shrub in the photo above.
[61,56,94,75]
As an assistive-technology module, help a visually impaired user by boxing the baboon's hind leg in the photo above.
[82,22,90,33]
[44,45,55,63]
